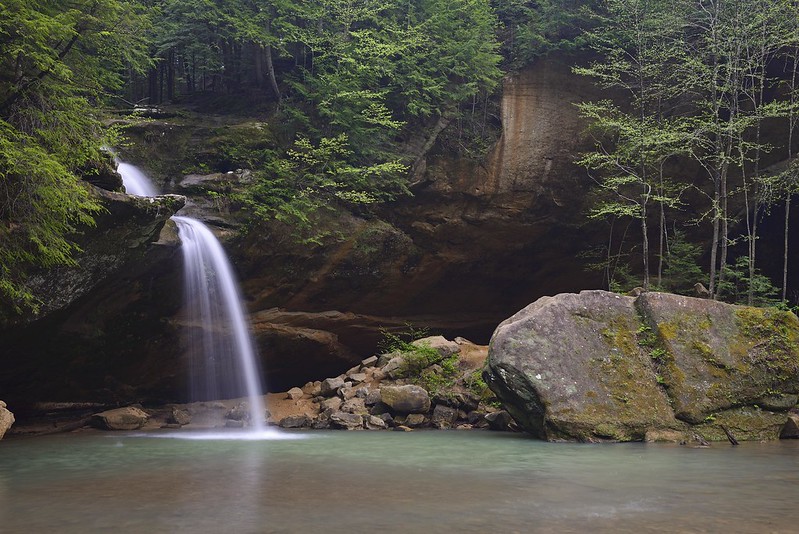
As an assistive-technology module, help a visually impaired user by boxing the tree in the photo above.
[0,0,150,314]
[576,0,690,291]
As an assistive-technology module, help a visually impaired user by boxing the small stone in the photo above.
[411,336,460,358]
[382,356,406,379]
[348,373,367,384]
[361,355,379,368]
[341,397,367,414]
[380,385,431,414]
[329,412,364,430]
[338,386,357,400]
[355,387,370,399]
[404,413,427,427]
[286,387,304,400]
[379,413,395,427]
[365,389,382,406]
[320,377,345,397]
[484,410,515,431]
[91,407,149,431]
[431,405,458,429]
[167,407,191,426]
[365,415,388,430]
[376,353,397,367]
[320,397,343,412]
[279,415,310,428]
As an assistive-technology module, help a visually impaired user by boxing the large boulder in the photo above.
[91,406,150,430]
[635,292,799,423]
[379,385,431,414]
[486,291,676,441]
[0,401,14,439]
[487,291,799,442]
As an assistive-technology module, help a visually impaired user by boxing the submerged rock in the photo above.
[91,406,149,430]
[487,290,799,442]
[0,401,14,439]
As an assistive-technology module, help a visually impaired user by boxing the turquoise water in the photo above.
[0,430,797,533]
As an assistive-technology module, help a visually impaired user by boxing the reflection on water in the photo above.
[0,431,797,533]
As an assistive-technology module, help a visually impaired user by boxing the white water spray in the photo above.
[173,216,266,431]
[116,161,160,197]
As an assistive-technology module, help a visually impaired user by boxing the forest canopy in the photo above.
[3,0,799,314]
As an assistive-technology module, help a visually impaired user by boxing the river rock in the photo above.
[364,415,388,430]
[91,406,149,430]
[379,385,431,414]
[484,410,516,432]
[431,404,458,429]
[780,414,799,438]
[403,413,427,427]
[0,401,14,439]
[167,407,191,426]
[320,377,345,397]
[279,415,310,428]
[329,412,363,430]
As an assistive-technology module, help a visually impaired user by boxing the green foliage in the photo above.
[716,257,780,307]
[661,230,705,295]
[0,0,149,313]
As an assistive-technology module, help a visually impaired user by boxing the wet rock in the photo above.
[225,419,245,428]
[455,424,473,430]
[779,414,799,439]
[329,412,363,430]
[225,403,251,422]
[380,385,431,414]
[0,401,15,439]
[312,415,331,429]
[365,415,388,430]
[394,425,413,432]
[404,413,427,427]
[484,410,515,432]
[91,406,149,430]
[320,377,345,397]
[645,429,688,443]
[279,415,310,428]
[432,405,458,429]
[286,387,304,400]
[167,407,191,426]
[379,413,395,427]
[369,402,391,416]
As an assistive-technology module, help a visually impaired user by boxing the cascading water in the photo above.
[116,159,267,432]
[116,160,160,197]
[173,216,266,430]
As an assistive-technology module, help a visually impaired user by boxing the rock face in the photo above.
[0,401,14,439]
[487,291,799,442]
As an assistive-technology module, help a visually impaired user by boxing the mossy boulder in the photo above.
[486,290,676,441]
[487,290,799,442]
[636,292,799,424]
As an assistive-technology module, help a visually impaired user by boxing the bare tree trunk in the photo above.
[263,44,281,103]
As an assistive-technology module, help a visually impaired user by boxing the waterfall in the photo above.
[116,161,160,197]
[116,159,266,431]
[173,216,265,430]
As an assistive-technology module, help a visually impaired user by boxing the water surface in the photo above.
[1,431,796,533]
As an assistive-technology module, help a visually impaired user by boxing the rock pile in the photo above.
[270,336,515,432]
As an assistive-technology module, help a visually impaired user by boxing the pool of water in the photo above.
[1,430,796,533]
